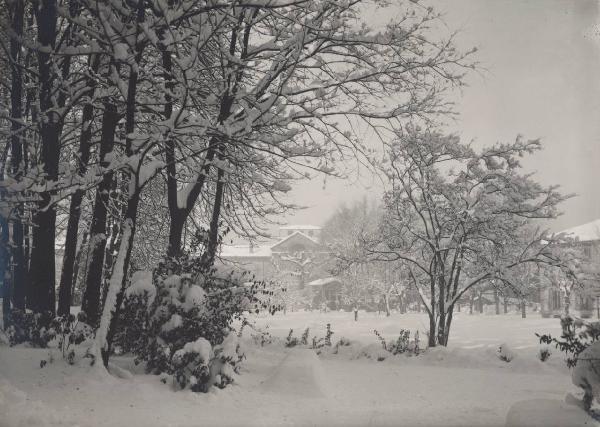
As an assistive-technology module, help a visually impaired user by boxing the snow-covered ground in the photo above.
[0,311,596,427]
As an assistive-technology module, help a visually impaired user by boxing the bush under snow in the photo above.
[572,341,600,410]
[117,254,265,392]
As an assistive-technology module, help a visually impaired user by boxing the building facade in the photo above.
[539,219,600,318]
[219,225,336,308]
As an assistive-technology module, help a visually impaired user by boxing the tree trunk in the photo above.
[81,103,118,326]
[29,0,60,315]
[9,0,26,310]
[97,213,136,367]
[98,1,146,365]
[384,293,391,317]
[503,295,508,314]
[521,299,527,318]
[428,312,436,347]
[57,55,99,316]
[71,230,88,305]
[469,294,473,314]
[494,288,500,315]
[478,290,484,314]
[1,216,10,328]
[442,306,455,346]
[201,166,225,268]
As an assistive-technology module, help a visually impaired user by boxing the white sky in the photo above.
[280,0,600,233]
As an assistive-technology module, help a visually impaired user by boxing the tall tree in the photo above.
[369,126,569,346]
[28,0,61,314]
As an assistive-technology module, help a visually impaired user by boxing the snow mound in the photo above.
[505,398,594,427]
[260,349,330,398]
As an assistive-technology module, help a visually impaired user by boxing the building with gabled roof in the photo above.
[218,225,339,309]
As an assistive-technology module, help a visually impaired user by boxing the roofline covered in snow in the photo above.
[270,230,321,251]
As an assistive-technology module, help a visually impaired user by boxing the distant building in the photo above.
[219,226,333,305]
[540,219,600,318]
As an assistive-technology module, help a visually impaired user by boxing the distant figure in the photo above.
[354,306,358,321]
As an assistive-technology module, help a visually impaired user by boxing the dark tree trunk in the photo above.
[57,55,99,316]
[71,230,88,305]
[503,295,508,314]
[1,216,10,328]
[81,103,118,326]
[442,306,455,346]
[521,299,527,318]
[9,0,26,310]
[201,166,225,268]
[29,0,60,315]
[166,211,185,258]
[428,312,436,347]
[494,288,500,315]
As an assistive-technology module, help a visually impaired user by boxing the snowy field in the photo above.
[0,311,596,427]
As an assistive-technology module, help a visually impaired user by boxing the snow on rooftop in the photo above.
[271,231,321,249]
[307,277,342,287]
[557,218,600,242]
[220,245,272,258]
[279,224,321,230]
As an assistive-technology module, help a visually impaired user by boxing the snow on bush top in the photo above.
[182,285,206,313]
[125,270,155,304]
[174,337,213,364]
[161,314,183,333]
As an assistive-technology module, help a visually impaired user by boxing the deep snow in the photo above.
[0,311,597,427]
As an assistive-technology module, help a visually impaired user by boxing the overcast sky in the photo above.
[280,0,600,233]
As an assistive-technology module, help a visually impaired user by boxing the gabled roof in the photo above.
[270,231,322,252]
[558,219,600,243]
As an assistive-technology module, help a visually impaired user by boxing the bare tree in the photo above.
[367,125,570,346]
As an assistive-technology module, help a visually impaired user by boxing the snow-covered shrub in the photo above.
[210,333,245,389]
[538,347,551,362]
[301,328,310,346]
[537,315,600,368]
[7,309,54,347]
[497,343,514,362]
[285,329,300,347]
[373,329,421,356]
[113,271,154,354]
[572,341,600,410]
[50,313,94,363]
[244,320,272,347]
[332,337,352,355]
[118,254,268,392]
[310,324,335,351]
[325,323,334,346]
